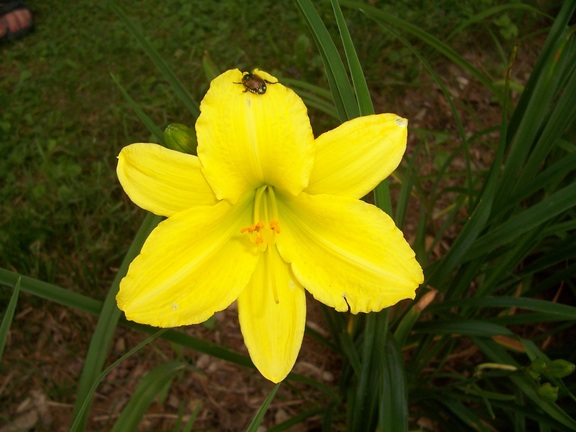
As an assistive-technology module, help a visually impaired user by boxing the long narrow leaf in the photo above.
[0,268,102,316]
[427,296,576,320]
[109,1,200,119]
[506,0,576,140]
[71,213,163,431]
[111,73,165,143]
[439,397,493,432]
[414,320,515,338]
[111,361,186,432]
[374,23,473,205]
[341,1,494,90]
[245,383,281,432]
[513,151,576,205]
[349,312,387,431]
[0,278,20,360]
[379,335,408,432]
[330,0,373,115]
[71,329,168,432]
[448,4,549,40]
[426,51,511,286]
[512,54,576,196]
[465,181,576,261]
[294,0,359,121]
[181,401,202,432]
[496,4,576,206]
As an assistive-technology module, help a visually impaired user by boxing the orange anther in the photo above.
[269,220,281,233]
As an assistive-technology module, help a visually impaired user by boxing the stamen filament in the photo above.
[240,185,282,250]
[266,187,280,222]
[253,186,267,226]
[265,248,279,304]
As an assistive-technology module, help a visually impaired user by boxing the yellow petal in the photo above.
[117,194,260,327]
[306,114,408,198]
[196,69,315,203]
[237,246,306,383]
[117,143,217,217]
[277,192,423,313]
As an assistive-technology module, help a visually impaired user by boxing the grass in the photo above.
[2,0,573,430]
[0,0,535,290]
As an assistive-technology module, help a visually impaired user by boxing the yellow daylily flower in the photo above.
[116,69,424,383]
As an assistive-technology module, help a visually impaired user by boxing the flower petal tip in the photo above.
[395,116,408,128]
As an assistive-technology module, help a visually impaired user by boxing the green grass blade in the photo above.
[506,1,576,139]
[486,312,576,326]
[294,0,359,121]
[394,290,437,347]
[108,1,200,119]
[281,77,334,100]
[201,51,221,82]
[245,383,281,432]
[524,234,576,274]
[427,296,576,320]
[330,0,373,115]
[71,329,168,432]
[465,181,576,261]
[0,277,20,361]
[281,77,339,119]
[497,5,575,205]
[415,320,515,338]
[447,4,549,40]
[341,0,494,91]
[477,234,539,297]
[181,401,202,432]
[513,151,576,204]
[373,179,392,214]
[111,361,187,432]
[338,331,362,377]
[125,320,253,369]
[489,398,574,432]
[111,73,165,143]
[512,59,576,197]
[349,312,387,431]
[439,397,493,432]
[0,268,102,316]
[71,213,163,431]
[376,24,473,205]
[379,335,408,432]
[394,146,419,230]
[268,408,326,432]
[427,51,513,286]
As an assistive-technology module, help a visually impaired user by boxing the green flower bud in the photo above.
[529,357,546,379]
[545,359,575,378]
[536,383,558,402]
[529,358,575,379]
[164,123,197,155]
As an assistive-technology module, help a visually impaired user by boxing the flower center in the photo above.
[240,185,281,252]
[240,186,283,304]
